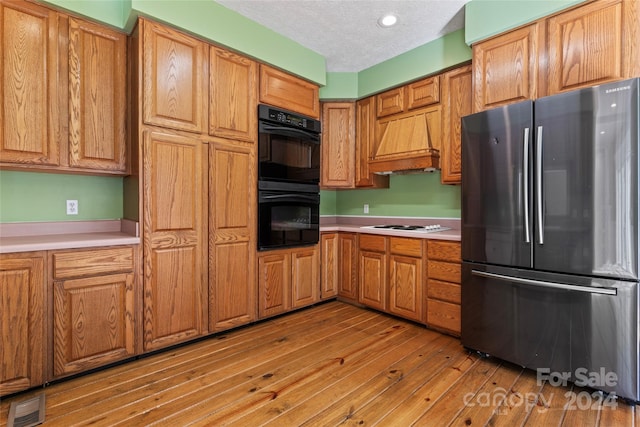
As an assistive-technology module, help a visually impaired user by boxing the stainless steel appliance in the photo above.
[461,78,640,401]
[257,105,321,250]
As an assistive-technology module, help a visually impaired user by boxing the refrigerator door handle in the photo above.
[471,270,617,295]
[536,126,544,245]
[523,127,530,243]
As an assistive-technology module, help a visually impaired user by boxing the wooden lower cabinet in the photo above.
[358,235,387,311]
[51,247,136,378]
[258,245,319,318]
[0,252,45,397]
[320,233,339,300]
[321,232,358,302]
[426,240,462,336]
[388,238,424,322]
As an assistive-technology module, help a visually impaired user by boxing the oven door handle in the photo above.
[260,124,320,142]
[260,193,320,203]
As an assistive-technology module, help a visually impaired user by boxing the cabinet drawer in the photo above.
[427,299,460,335]
[52,247,134,279]
[389,237,422,257]
[427,260,461,283]
[359,234,386,252]
[427,240,461,262]
[376,87,404,118]
[428,279,461,304]
[407,76,440,109]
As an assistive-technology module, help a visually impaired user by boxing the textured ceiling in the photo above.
[216,0,470,72]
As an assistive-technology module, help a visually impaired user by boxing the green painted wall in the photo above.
[319,73,359,100]
[465,0,585,45]
[333,174,461,218]
[0,171,123,223]
[320,190,337,216]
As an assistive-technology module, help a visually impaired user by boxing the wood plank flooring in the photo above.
[1,300,638,426]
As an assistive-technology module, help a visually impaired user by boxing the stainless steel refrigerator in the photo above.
[461,78,640,402]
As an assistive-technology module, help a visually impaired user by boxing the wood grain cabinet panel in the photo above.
[258,252,291,318]
[545,0,640,95]
[358,250,387,311]
[407,75,440,110]
[142,19,208,133]
[338,233,358,301]
[426,240,461,336]
[355,97,389,188]
[142,130,206,351]
[209,46,257,142]
[53,272,134,377]
[0,253,45,397]
[321,102,355,188]
[209,140,256,332]
[0,0,59,166]
[259,64,319,118]
[320,233,339,300]
[376,87,404,118]
[389,254,424,322]
[291,247,319,308]
[52,247,134,279]
[441,64,472,184]
[67,17,126,172]
[473,23,542,112]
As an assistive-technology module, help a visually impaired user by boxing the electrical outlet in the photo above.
[66,200,78,215]
[363,204,369,214]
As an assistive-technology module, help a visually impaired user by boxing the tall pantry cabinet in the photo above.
[126,18,258,351]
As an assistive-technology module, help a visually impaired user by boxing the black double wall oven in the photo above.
[257,104,321,250]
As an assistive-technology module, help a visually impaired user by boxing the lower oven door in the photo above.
[258,190,320,250]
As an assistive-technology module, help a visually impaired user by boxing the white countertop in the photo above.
[320,223,460,241]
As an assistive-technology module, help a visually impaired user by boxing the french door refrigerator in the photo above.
[461,78,640,401]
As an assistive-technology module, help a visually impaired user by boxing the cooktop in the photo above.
[360,224,451,233]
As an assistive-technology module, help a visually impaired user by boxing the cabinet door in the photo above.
[441,64,472,184]
[142,19,207,133]
[320,233,339,300]
[258,252,290,318]
[321,102,355,188]
[209,140,256,331]
[358,250,387,311]
[473,23,542,112]
[53,273,134,377]
[376,87,404,118]
[259,64,320,118]
[209,47,257,142]
[291,246,319,308]
[407,75,440,110]
[355,98,388,188]
[0,0,59,166]
[142,130,206,350]
[389,255,424,322]
[338,233,358,301]
[546,0,640,95]
[67,17,126,172]
[0,254,44,396]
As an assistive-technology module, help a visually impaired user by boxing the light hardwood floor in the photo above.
[1,301,637,426]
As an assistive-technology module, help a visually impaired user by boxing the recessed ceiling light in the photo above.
[378,14,397,28]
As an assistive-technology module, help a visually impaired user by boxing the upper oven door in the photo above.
[258,121,320,184]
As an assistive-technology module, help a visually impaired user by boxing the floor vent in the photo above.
[7,393,45,427]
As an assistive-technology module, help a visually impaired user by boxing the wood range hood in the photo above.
[368,106,441,175]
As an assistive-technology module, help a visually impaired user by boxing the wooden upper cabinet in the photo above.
[67,17,127,172]
[142,19,208,134]
[545,0,640,95]
[321,102,355,188]
[0,253,45,397]
[376,87,404,118]
[355,97,389,188]
[209,46,257,142]
[441,64,472,184]
[0,0,59,166]
[259,64,320,118]
[472,23,542,112]
[407,75,440,110]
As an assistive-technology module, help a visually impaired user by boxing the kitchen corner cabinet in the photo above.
[321,102,355,188]
[440,64,472,184]
[258,245,320,318]
[208,140,257,332]
[1,0,127,174]
[355,98,389,188]
[259,64,320,118]
[0,253,45,397]
[141,130,207,351]
[389,238,424,323]
[320,233,339,300]
[51,247,136,378]
[141,18,208,134]
[209,46,258,142]
[426,240,462,336]
[321,232,357,301]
